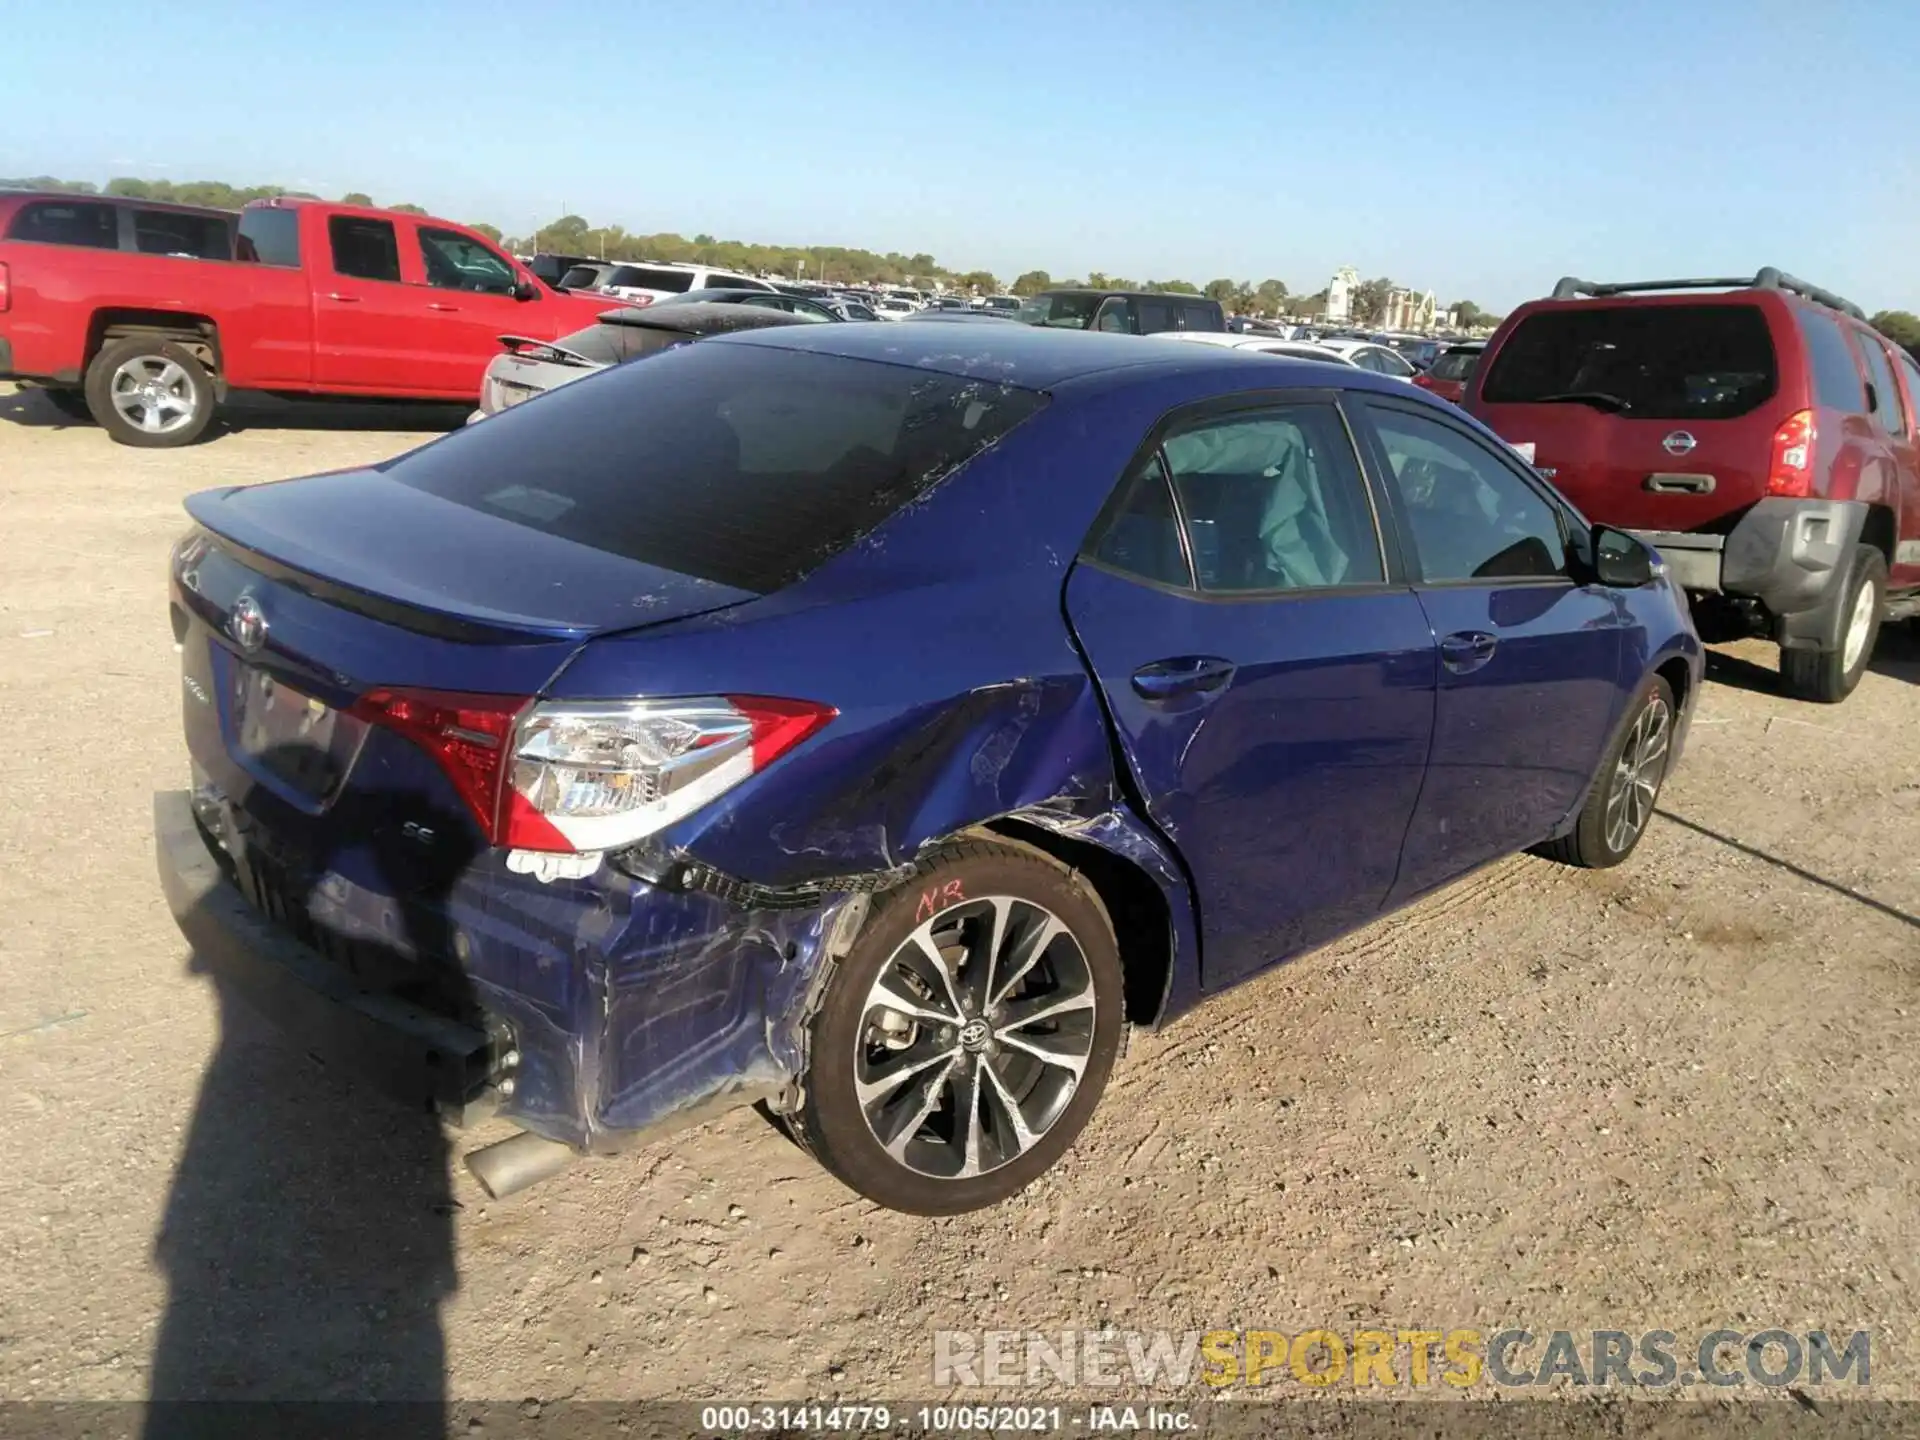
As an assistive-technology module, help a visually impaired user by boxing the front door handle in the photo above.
[1439,631,1499,674]
[1131,655,1237,700]
[325,292,361,303]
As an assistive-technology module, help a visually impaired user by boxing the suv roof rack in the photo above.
[1549,268,1866,322]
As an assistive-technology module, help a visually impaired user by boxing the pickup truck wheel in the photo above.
[1779,545,1885,704]
[40,388,94,423]
[84,337,215,448]
[793,841,1124,1215]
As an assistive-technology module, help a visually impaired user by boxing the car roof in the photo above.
[1037,288,1219,302]
[706,319,1410,392]
[0,189,234,219]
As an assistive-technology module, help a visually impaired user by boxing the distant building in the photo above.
[1383,287,1437,332]
[1325,267,1358,324]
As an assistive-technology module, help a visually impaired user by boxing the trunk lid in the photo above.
[172,468,758,978]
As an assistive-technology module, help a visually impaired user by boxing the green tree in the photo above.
[1157,279,1200,295]
[1230,283,1256,316]
[1,176,98,193]
[1351,277,1393,326]
[341,191,374,206]
[1451,300,1492,330]
[1011,270,1052,296]
[1871,310,1920,349]
[468,221,503,243]
[957,270,999,294]
[1254,279,1288,315]
[1203,278,1238,308]
[389,203,429,216]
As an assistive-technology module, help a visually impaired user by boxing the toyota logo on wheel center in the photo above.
[957,1019,992,1052]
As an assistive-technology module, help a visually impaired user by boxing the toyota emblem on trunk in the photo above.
[228,594,268,653]
[1662,431,1697,456]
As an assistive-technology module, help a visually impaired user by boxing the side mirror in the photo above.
[512,278,539,302]
[1592,524,1658,587]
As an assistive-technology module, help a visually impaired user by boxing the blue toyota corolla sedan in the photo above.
[157,322,1701,1214]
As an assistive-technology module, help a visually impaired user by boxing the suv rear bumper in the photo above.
[1633,498,1866,618]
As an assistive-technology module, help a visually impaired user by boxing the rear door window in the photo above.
[328,216,402,282]
[1136,299,1177,333]
[385,342,1049,592]
[9,200,118,249]
[1799,310,1870,414]
[1852,330,1905,436]
[1178,302,1224,333]
[131,210,230,259]
[1480,303,1779,420]
[237,208,301,266]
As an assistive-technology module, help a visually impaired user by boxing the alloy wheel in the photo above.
[1603,694,1672,853]
[109,356,198,435]
[1841,575,1878,674]
[854,895,1096,1180]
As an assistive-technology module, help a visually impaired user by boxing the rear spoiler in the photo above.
[495,335,597,366]
[1548,268,1866,321]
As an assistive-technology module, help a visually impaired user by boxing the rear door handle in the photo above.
[1439,631,1499,674]
[1130,655,1237,700]
[1646,472,1715,494]
[427,302,459,312]
[325,292,361,303]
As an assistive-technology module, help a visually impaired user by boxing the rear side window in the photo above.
[1179,302,1225,333]
[237,208,300,266]
[1020,293,1099,329]
[385,342,1049,592]
[1087,454,1193,588]
[1851,330,1905,436]
[132,210,230,259]
[1136,299,1176,333]
[1897,351,1920,433]
[607,265,695,293]
[9,200,118,249]
[1480,304,1778,420]
[329,216,401,282]
[1798,310,1869,414]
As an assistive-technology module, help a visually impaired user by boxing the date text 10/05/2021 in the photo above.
[700,1406,1191,1433]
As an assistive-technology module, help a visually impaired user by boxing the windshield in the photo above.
[387,342,1049,593]
[1480,304,1778,420]
[1017,293,1101,329]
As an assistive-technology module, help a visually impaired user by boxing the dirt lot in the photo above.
[2,383,1917,1408]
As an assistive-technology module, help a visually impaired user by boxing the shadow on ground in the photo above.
[144,748,485,1437]
[0,384,467,437]
[1869,617,1920,685]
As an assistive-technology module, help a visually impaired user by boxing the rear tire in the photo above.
[1779,545,1885,704]
[1538,675,1675,870]
[793,840,1124,1215]
[84,336,216,448]
[40,388,94,423]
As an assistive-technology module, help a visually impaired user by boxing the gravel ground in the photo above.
[1,386,1916,1411]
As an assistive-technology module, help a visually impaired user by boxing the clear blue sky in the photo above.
[6,0,1916,312]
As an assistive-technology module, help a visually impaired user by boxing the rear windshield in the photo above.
[385,341,1049,593]
[605,265,695,293]
[1480,303,1778,420]
[1018,293,1101,329]
[1429,347,1482,381]
[550,321,686,366]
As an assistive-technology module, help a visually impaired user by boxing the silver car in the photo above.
[468,302,809,422]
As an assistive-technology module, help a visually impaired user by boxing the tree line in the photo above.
[5,175,1503,323]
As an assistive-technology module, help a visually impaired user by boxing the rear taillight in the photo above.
[1768,409,1815,497]
[1412,373,1435,390]
[0,261,10,312]
[353,688,834,856]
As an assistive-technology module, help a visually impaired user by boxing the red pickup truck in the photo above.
[0,192,614,446]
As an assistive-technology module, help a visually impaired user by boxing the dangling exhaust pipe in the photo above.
[465,1130,577,1199]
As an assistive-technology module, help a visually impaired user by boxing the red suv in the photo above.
[1466,270,1919,702]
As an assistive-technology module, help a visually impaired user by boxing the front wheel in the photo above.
[793,840,1124,1215]
[1538,675,1675,870]
[84,337,216,447]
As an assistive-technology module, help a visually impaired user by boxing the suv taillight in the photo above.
[0,261,10,312]
[1767,409,1815,496]
[352,688,835,855]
